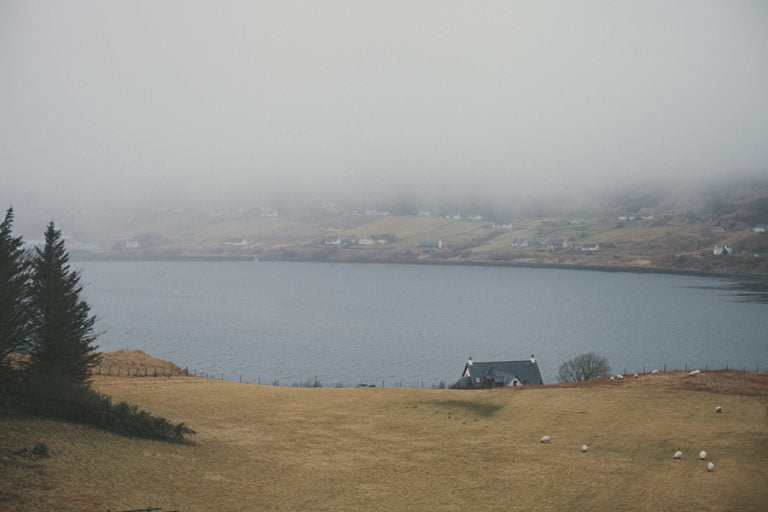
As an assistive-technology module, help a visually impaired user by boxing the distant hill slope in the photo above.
[66,182,768,275]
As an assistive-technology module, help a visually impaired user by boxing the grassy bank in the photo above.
[2,370,767,511]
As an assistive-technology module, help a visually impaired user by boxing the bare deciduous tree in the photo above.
[558,352,611,383]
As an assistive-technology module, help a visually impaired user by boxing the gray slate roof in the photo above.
[463,359,544,386]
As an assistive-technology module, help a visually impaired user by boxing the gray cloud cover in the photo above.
[2,0,767,212]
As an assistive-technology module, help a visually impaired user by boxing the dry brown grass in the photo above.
[2,370,767,511]
[96,350,180,370]
[93,350,187,377]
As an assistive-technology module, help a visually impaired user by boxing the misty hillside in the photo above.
[35,180,768,275]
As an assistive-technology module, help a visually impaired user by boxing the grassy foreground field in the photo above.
[2,371,767,511]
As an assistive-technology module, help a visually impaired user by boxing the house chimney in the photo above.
[467,356,473,366]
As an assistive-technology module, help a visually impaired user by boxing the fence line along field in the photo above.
[1,355,767,511]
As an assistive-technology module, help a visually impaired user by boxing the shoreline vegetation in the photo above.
[67,350,768,389]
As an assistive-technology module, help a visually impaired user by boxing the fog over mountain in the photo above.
[2,1,767,220]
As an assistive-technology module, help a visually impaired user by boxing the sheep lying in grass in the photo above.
[707,462,715,472]
[540,436,551,443]
[616,374,624,380]
[651,369,659,375]
[673,450,682,459]
[688,369,701,377]
[699,450,707,460]
[633,373,639,379]
[715,406,722,413]
[581,444,588,453]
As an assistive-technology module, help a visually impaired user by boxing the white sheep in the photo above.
[616,374,624,380]
[688,369,701,377]
[540,435,551,443]
[673,450,682,459]
[707,462,715,472]
[715,406,722,413]
[633,373,639,379]
[699,450,707,460]
[610,376,615,381]
[581,444,588,453]
[651,369,659,375]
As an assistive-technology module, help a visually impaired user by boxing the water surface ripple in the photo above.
[78,261,768,386]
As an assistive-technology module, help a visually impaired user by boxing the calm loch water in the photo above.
[77,261,768,386]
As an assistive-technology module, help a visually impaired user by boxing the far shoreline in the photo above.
[72,252,768,281]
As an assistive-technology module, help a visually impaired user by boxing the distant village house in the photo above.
[713,245,731,256]
[540,239,569,250]
[223,238,248,247]
[259,207,279,217]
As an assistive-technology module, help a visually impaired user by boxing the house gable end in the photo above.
[462,359,544,386]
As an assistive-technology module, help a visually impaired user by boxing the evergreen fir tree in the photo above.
[0,207,31,369]
[28,222,100,384]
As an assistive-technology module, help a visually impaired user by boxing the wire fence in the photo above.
[620,363,762,375]
[94,365,189,378]
[93,366,450,388]
[93,363,765,388]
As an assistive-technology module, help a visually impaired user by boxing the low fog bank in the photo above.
[5,173,767,242]
[3,1,766,236]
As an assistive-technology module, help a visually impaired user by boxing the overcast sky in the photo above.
[2,0,767,213]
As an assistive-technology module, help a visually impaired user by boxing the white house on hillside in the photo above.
[713,245,731,256]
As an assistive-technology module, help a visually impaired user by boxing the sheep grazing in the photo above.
[540,436,552,443]
[707,462,715,472]
[616,374,624,380]
[715,406,723,413]
[581,444,588,453]
[610,376,615,381]
[699,450,707,460]
[688,369,701,377]
[673,450,682,459]
[633,373,639,379]
[651,369,659,375]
